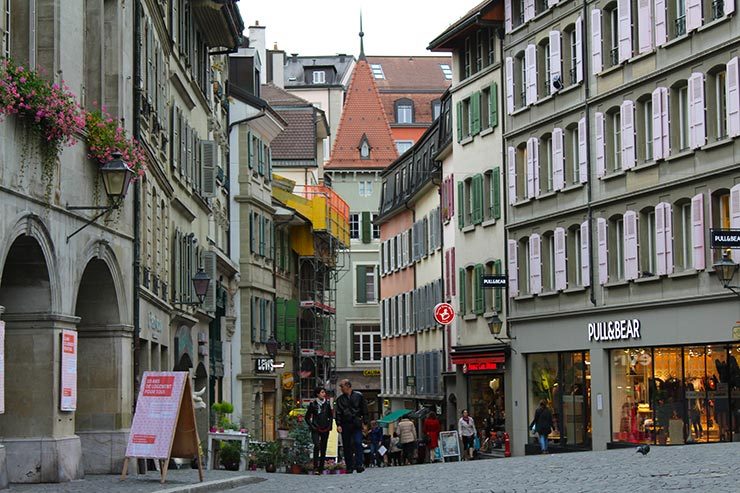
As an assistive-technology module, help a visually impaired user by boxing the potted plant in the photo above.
[211,401,235,432]
[219,440,242,471]
[255,441,284,473]
[285,417,312,474]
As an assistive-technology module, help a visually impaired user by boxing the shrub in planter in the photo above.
[219,441,242,471]
[255,441,284,472]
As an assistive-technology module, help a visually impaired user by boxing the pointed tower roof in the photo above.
[325,57,398,169]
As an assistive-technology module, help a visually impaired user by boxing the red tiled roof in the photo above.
[325,58,398,169]
[378,93,441,126]
[365,56,452,91]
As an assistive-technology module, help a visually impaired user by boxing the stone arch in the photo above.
[73,240,129,325]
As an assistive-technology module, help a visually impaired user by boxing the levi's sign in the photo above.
[710,229,740,248]
[588,319,641,342]
[481,275,507,288]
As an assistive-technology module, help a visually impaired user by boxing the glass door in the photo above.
[652,347,684,444]
[706,345,731,442]
[560,351,591,447]
[731,344,740,442]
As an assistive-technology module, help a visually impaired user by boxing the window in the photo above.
[3,0,9,59]
[518,53,527,108]
[675,0,687,36]
[542,135,553,192]
[516,143,527,200]
[676,200,692,271]
[396,99,414,124]
[543,232,556,292]
[481,88,491,129]
[356,265,378,304]
[605,108,621,172]
[566,125,579,184]
[372,213,380,239]
[312,70,326,84]
[359,180,374,197]
[464,37,472,79]
[371,64,385,79]
[353,324,381,363]
[713,69,728,140]
[568,26,578,85]
[642,98,654,161]
[610,216,625,280]
[476,29,484,72]
[712,191,731,261]
[568,225,583,286]
[519,238,530,295]
[541,40,551,97]
[461,97,472,138]
[350,213,360,239]
[640,208,657,276]
[395,140,413,154]
[483,168,501,221]
[432,100,442,120]
[677,84,690,150]
[360,138,370,159]
[607,5,619,67]
[440,64,452,80]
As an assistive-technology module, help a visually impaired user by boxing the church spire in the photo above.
[359,11,365,60]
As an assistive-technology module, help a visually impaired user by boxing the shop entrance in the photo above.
[468,373,506,434]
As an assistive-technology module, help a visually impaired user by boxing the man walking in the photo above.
[335,379,369,473]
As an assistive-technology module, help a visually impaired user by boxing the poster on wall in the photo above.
[438,430,461,459]
[60,329,77,411]
[0,320,5,414]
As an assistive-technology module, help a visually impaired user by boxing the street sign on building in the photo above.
[433,302,455,325]
[710,229,740,248]
[255,358,274,373]
[481,275,507,288]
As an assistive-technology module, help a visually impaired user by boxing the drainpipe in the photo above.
[583,0,597,306]
[499,28,512,337]
[132,0,142,410]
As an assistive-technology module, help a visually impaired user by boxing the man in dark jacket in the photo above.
[335,379,368,473]
[305,387,333,474]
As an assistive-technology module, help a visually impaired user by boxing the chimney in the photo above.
[248,22,267,84]
[291,53,298,63]
[271,51,285,88]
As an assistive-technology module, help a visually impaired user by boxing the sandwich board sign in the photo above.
[121,371,203,484]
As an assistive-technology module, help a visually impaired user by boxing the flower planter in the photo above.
[265,463,277,473]
[289,464,303,474]
[277,429,289,439]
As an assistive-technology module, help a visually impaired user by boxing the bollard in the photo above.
[503,432,511,457]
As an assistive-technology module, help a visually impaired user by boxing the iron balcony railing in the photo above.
[676,15,687,36]
[712,0,725,19]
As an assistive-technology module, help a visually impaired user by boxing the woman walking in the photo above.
[305,387,333,474]
[423,412,441,462]
[458,410,476,460]
[530,400,554,454]
[396,416,417,465]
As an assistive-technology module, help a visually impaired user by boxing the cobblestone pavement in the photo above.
[232,442,740,493]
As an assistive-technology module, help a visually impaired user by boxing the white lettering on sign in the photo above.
[588,319,641,342]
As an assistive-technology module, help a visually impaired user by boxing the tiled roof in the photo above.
[378,93,441,126]
[365,56,452,91]
[325,58,398,169]
[284,55,356,88]
[269,109,316,161]
[261,83,311,107]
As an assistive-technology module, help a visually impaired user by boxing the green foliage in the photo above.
[219,440,242,471]
[211,401,235,429]
[255,441,285,469]
[286,418,313,466]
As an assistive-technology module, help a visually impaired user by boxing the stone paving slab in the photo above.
[230,442,740,493]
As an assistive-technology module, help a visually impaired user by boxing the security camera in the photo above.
[552,75,564,91]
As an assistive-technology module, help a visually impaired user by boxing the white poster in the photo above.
[0,320,5,414]
[60,329,77,411]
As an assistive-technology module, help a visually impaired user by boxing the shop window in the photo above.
[469,374,506,433]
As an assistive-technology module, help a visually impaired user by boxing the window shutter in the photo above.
[457,181,465,229]
[526,138,535,199]
[473,174,483,225]
[525,44,537,105]
[727,0,736,15]
[575,16,584,83]
[691,193,705,270]
[508,147,517,204]
[472,92,481,136]
[456,101,463,142]
[506,57,515,114]
[505,0,512,32]
[661,87,670,157]
[524,0,535,21]
[689,73,705,149]
[200,140,217,198]
[581,220,591,287]
[549,31,562,93]
[458,267,466,314]
[529,234,542,294]
[490,82,499,128]
[728,57,740,138]
[595,112,606,177]
[201,251,217,312]
[474,264,484,315]
[548,0,560,7]
[553,128,565,190]
[532,138,540,196]
[450,173,455,217]
[655,203,667,275]
[654,0,667,46]
[686,0,702,32]
[591,9,603,75]
[620,101,636,169]
[508,239,519,297]
[445,250,450,298]
[493,167,501,219]
[652,88,664,160]
[361,211,371,243]
[664,203,674,274]
[406,292,412,332]
[578,117,588,183]
[731,184,740,235]
[554,227,567,291]
[638,0,653,54]
[618,0,632,63]
[624,211,639,280]
[597,217,609,285]
[451,247,456,295]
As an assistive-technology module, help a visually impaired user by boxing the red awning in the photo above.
[450,352,506,366]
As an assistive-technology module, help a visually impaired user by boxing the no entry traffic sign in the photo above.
[434,302,456,325]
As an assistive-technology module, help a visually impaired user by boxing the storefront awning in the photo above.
[450,352,506,366]
[378,409,411,425]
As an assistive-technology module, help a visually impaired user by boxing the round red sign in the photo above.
[433,302,456,325]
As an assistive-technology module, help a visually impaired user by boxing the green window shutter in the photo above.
[361,211,371,243]
[275,298,286,342]
[492,167,501,220]
[356,265,367,303]
[494,260,503,313]
[457,181,465,229]
[490,82,499,129]
[458,267,466,314]
[456,101,463,142]
[472,174,483,225]
[285,299,298,344]
[247,132,253,168]
[474,264,484,315]
[472,92,481,136]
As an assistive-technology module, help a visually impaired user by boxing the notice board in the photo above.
[60,330,77,411]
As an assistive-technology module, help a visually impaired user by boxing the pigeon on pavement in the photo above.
[636,444,650,455]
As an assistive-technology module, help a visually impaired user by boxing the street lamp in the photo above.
[174,268,212,306]
[486,311,516,348]
[266,336,278,359]
[712,250,740,297]
[66,151,136,242]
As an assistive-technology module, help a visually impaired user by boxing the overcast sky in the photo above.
[237,0,483,57]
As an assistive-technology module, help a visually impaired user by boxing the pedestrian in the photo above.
[305,386,333,475]
[335,379,369,473]
[389,432,402,466]
[368,420,383,467]
[530,400,553,454]
[458,410,476,460]
[396,416,417,465]
[423,411,441,462]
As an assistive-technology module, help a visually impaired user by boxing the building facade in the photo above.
[503,0,740,455]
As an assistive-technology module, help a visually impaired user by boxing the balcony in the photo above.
[192,0,244,49]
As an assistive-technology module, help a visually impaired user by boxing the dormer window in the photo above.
[312,70,326,84]
[359,134,371,159]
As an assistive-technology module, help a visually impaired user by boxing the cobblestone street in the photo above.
[233,443,740,493]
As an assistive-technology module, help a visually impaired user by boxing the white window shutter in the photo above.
[553,128,565,190]
[525,0,535,21]
[549,31,562,93]
[728,57,740,138]
[505,0,512,32]
[532,138,540,196]
[597,217,608,285]
[638,0,653,54]
[200,140,217,198]
[525,44,537,105]
[620,101,636,169]
[686,0,702,32]
[595,112,606,178]
[554,227,567,291]
[624,210,639,280]
[591,9,603,75]
[508,239,519,297]
[578,117,588,183]
[664,203,674,274]
[661,87,670,157]
[654,0,667,46]
[726,0,736,15]
[526,138,535,199]
[617,0,632,63]
[548,0,559,6]
[581,220,591,287]
[508,146,517,204]
[655,203,667,275]
[731,184,740,229]
[529,234,542,295]
[691,193,705,270]
[689,73,705,149]
[652,88,664,160]
[506,57,515,115]
[575,16,584,83]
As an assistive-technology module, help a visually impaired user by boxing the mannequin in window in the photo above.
[714,359,730,441]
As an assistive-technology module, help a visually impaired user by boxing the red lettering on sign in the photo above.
[132,434,156,444]
[143,375,175,397]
